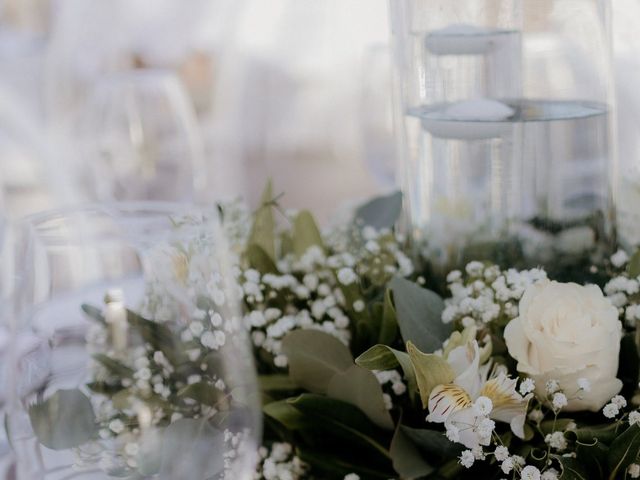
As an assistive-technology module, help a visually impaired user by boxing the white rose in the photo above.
[504,280,622,412]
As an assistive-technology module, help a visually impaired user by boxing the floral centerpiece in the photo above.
[20,184,640,480]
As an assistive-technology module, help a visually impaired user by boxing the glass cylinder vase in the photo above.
[390,0,616,277]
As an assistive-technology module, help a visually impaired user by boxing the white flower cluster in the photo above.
[374,370,407,410]
[603,250,640,327]
[602,394,627,419]
[254,443,308,480]
[442,262,547,328]
[243,228,412,368]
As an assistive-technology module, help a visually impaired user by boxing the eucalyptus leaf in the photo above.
[555,455,591,480]
[390,423,435,479]
[406,341,455,408]
[400,426,463,463]
[327,365,394,430]
[292,210,324,258]
[28,389,97,450]
[245,243,278,274]
[248,181,276,262]
[287,394,391,458]
[628,249,640,278]
[607,423,640,479]
[158,419,225,480]
[390,277,450,353]
[81,304,106,325]
[259,374,300,392]
[263,399,313,431]
[281,329,353,394]
[297,449,393,479]
[177,382,221,406]
[354,191,403,230]
[126,310,184,366]
[355,344,418,400]
[378,288,398,345]
[92,354,134,378]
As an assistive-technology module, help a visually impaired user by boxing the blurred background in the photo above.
[0,0,638,226]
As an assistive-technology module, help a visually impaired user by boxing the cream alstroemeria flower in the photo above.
[425,341,529,449]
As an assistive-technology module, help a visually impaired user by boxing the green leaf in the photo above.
[327,365,394,430]
[177,382,221,405]
[292,210,324,258]
[556,455,590,480]
[607,423,640,479]
[570,423,619,445]
[126,310,184,366]
[355,344,418,401]
[390,277,451,353]
[628,249,640,278]
[158,419,225,480]
[406,341,456,408]
[92,353,134,378]
[574,438,609,480]
[259,374,300,392]
[81,304,106,324]
[245,243,278,274]
[248,181,276,262]
[297,448,393,479]
[378,288,398,345]
[400,426,463,463]
[287,394,391,458]
[281,329,353,394]
[390,422,435,479]
[355,191,403,230]
[263,400,313,430]
[28,389,97,450]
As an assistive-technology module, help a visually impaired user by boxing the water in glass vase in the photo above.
[404,98,611,277]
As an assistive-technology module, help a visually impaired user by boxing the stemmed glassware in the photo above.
[74,71,205,203]
[5,203,261,479]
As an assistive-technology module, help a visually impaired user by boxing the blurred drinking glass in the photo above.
[75,70,205,203]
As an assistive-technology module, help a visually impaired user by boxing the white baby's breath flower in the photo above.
[337,268,357,286]
[108,419,125,434]
[494,446,509,461]
[352,300,365,313]
[552,393,568,410]
[545,380,560,395]
[477,418,495,439]
[629,411,640,426]
[545,431,567,451]
[447,270,462,283]
[465,261,484,277]
[473,396,493,416]
[611,250,630,268]
[344,474,360,480]
[541,468,560,480]
[519,378,535,395]
[612,395,627,409]
[603,403,620,418]
[445,424,460,443]
[459,450,475,468]
[521,465,541,480]
[501,457,514,474]
[629,463,640,478]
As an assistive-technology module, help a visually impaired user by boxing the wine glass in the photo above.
[74,70,205,203]
[6,202,261,480]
